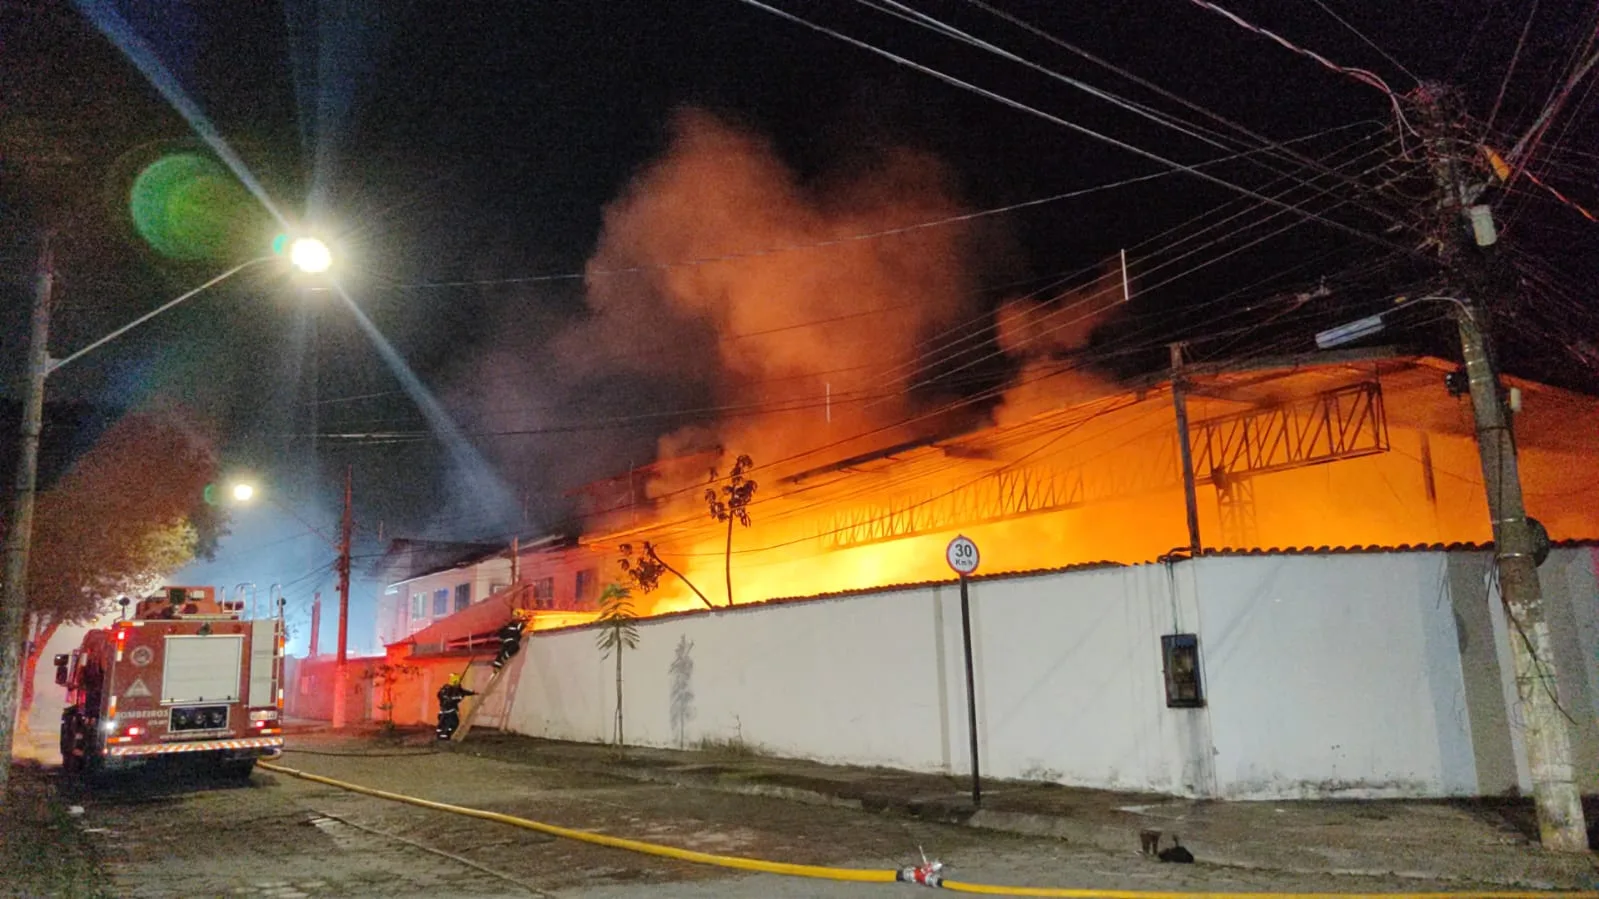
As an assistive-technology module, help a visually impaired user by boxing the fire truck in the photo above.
[53,585,286,778]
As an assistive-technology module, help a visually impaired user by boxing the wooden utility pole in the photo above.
[1169,343,1202,555]
[1414,83,1587,851]
[0,233,53,791]
[331,466,353,727]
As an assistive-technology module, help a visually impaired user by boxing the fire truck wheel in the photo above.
[59,716,100,778]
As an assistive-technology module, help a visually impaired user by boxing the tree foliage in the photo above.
[705,454,756,606]
[705,454,757,528]
[23,407,225,626]
[618,540,713,609]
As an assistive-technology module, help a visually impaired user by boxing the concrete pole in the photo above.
[332,466,352,727]
[0,234,52,792]
[309,592,321,657]
[1413,83,1587,851]
[1169,342,1202,555]
[1457,304,1587,851]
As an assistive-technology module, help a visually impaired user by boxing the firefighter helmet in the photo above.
[447,673,463,686]
[512,608,534,621]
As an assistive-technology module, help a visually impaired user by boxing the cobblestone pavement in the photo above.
[57,733,1577,898]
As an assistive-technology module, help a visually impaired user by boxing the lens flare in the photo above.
[128,153,257,261]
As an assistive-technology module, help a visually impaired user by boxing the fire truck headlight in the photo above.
[206,709,226,728]
[173,709,191,727]
[102,719,118,734]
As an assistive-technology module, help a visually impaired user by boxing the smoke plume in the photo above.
[564,109,986,483]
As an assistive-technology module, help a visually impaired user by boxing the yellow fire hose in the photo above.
[257,761,1591,898]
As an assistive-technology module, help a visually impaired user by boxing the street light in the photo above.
[230,482,256,503]
[289,237,332,274]
[0,234,334,787]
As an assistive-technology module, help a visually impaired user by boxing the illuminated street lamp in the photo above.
[230,482,256,503]
[0,234,335,786]
[289,237,332,274]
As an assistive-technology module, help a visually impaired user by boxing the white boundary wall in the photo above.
[506,550,1599,800]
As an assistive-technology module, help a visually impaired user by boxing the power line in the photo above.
[1305,0,1420,85]
[955,0,1417,231]
[305,145,1398,445]
[1484,0,1540,136]
[731,0,1414,254]
[1179,0,1408,103]
[863,0,1419,237]
[362,171,1201,291]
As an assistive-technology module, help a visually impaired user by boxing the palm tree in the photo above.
[594,583,639,746]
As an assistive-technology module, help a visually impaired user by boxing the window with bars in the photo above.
[433,588,449,616]
[574,568,599,605]
[532,577,555,609]
[410,594,426,620]
[454,582,472,612]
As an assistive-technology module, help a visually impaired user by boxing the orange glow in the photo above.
[528,610,601,632]
[582,361,1599,619]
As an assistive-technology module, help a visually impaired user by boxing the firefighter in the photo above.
[492,609,533,672]
[435,673,476,741]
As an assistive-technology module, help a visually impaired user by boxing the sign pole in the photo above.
[945,534,982,808]
[959,572,980,807]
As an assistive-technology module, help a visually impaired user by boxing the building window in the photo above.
[532,577,555,609]
[1161,634,1205,708]
[433,588,449,616]
[455,583,472,612]
[488,582,508,599]
[410,593,426,620]
[574,568,599,605]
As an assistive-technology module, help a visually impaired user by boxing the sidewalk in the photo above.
[428,731,1599,891]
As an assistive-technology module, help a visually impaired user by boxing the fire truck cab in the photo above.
[55,585,286,778]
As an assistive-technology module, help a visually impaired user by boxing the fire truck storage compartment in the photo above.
[161,634,244,704]
[247,618,276,708]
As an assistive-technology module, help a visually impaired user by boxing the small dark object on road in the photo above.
[1158,835,1195,864]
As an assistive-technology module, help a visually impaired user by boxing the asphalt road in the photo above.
[64,739,1496,898]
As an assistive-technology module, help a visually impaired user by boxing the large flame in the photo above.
[556,110,1599,618]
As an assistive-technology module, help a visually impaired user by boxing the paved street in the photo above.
[54,732,1560,898]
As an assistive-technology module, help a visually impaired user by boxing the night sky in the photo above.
[4,0,1595,651]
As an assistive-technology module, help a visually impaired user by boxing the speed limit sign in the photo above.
[946,535,980,575]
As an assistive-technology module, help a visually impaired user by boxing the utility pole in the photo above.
[331,466,352,728]
[309,592,321,657]
[0,234,53,791]
[1169,342,1202,555]
[1414,84,1587,851]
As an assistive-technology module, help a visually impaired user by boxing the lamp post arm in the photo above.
[48,255,274,376]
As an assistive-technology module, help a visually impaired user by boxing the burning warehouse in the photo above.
[574,352,1599,615]
[370,110,1599,803]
